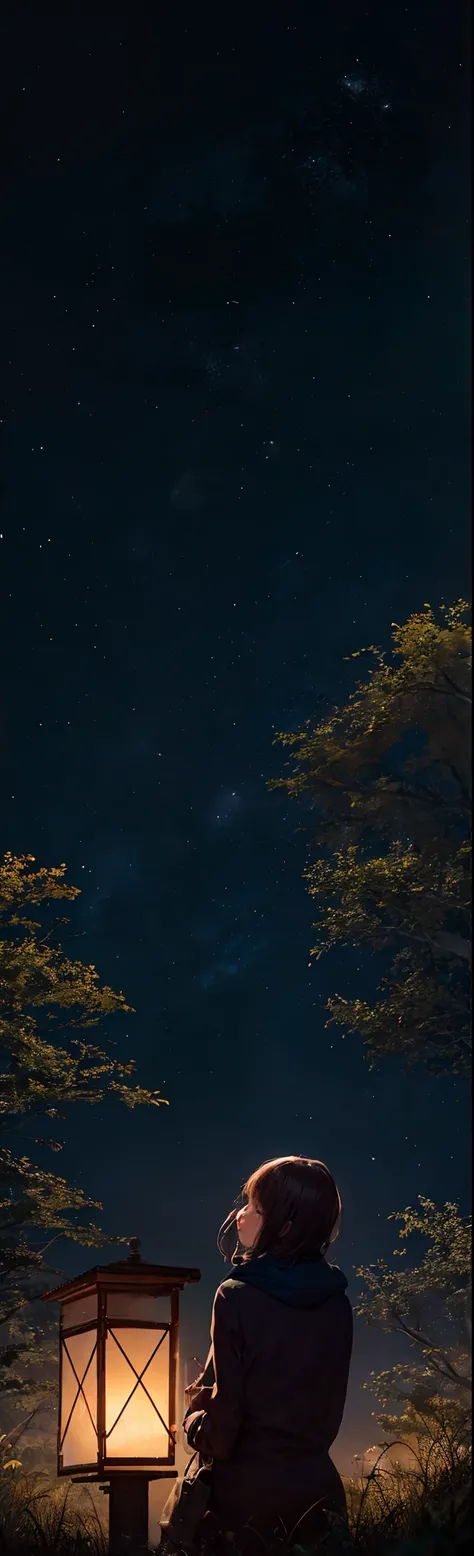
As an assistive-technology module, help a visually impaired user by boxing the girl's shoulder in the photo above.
[213,1276,253,1318]
[216,1276,247,1300]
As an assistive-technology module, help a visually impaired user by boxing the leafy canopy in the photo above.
[355,1193,472,1473]
[0,853,166,1407]
[270,601,471,1075]
[356,1195,472,1398]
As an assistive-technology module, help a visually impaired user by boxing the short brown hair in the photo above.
[243,1155,341,1263]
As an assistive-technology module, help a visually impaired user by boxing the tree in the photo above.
[356,1196,472,1394]
[356,1197,472,1467]
[0,853,166,1409]
[269,600,471,1075]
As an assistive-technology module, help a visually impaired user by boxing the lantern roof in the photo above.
[41,1238,201,1305]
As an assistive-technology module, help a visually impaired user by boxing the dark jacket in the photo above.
[185,1257,353,1539]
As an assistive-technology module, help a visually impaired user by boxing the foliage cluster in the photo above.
[0,854,164,1410]
[270,602,471,1075]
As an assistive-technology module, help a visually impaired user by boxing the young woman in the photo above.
[183,1155,353,1545]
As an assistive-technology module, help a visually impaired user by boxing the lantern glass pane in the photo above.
[107,1293,169,1321]
[61,1330,98,1468]
[105,1326,170,1459]
[62,1295,97,1330]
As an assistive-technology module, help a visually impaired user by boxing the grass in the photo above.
[0,1446,470,1555]
[340,1447,472,1556]
[0,1472,107,1555]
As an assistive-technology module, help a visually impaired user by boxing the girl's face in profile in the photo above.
[236,1196,263,1251]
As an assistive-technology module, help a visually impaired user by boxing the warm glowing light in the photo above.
[61,1328,97,1467]
[105,1326,170,1458]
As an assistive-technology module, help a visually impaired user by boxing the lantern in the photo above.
[42,1239,200,1553]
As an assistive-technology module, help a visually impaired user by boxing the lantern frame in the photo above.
[42,1243,200,1483]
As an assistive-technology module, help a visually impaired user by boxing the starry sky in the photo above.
[0,0,471,1476]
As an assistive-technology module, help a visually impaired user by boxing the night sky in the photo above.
[1,0,471,1480]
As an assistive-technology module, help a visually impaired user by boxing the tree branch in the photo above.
[441,671,472,708]
[392,1312,472,1390]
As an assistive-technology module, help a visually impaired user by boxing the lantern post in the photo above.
[42,1239,200,1555]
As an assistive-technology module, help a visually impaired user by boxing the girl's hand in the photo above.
[184,1381,213,1415]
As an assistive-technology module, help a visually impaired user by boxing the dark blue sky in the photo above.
[0,0,470,1471]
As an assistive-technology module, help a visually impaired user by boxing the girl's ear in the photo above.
[278,1220,292,1239]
